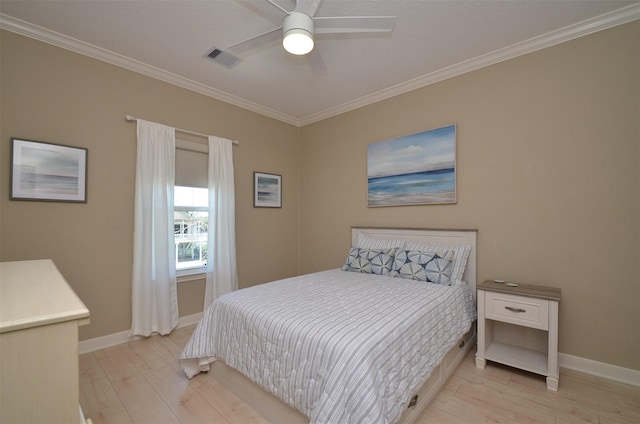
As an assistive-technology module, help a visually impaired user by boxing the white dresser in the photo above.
[1,259,90,423]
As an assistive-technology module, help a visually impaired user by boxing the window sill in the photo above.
[177,271,206,283]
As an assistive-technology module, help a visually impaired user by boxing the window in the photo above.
[174,186,208,276]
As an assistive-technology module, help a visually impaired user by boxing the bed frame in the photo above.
[208,227,478,423]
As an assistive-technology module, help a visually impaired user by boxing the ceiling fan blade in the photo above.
[294,0,322,17]
[265,0,290,15]
[228,26,282,54]
[313,16,396,34]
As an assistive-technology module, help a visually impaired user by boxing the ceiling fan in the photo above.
[207,0,395,67]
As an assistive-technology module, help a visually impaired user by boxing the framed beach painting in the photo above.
[10,138,88,203]
[254,172,282,208]
[367,125,456,207]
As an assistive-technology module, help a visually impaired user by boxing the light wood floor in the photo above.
[80,325,639,424]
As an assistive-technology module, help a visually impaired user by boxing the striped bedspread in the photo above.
[181,269,476,424]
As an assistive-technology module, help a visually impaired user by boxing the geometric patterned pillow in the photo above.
[404,242,471,283]
[390,249,454,285]
[342,247,396,276]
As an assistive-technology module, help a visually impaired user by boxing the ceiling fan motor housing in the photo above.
[282,11,315,55]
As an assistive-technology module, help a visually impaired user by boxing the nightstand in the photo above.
[475,279,561,390]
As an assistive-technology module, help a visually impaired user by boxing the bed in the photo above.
[181,227,478,424]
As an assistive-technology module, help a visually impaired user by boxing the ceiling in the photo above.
[1,1,638,126]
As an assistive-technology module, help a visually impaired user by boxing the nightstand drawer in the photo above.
[484,291,549,330]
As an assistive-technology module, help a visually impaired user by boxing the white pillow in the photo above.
[356,234,407,250]
[404,241,471,283]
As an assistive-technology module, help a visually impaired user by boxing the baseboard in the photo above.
[78,316,639,388]
[78,312,202,355]
[559,353,640,387]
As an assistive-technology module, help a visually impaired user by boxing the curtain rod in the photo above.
[125,115,239,145]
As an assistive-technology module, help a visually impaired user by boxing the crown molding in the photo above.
[0,14,301,127]
[299,3,640,126]
[2,3,638,128]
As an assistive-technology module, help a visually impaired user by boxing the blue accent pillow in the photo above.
[390,249,453,285]
[342,247,396,275]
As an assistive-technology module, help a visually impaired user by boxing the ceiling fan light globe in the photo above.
[282,11,315,55]
[283,29,314,55]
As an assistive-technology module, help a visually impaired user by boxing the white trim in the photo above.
[78,314,640,387]
[1,5,638,127]
[78,312,202,354]
[0,14,299,127]
[299,4,640,126]
[177,271,206,283]
[559,353,640,387]
[176,139,208,153]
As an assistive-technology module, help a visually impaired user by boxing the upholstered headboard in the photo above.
[352,227,478,302]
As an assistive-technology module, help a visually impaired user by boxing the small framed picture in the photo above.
[10,138,88,203]
[254,172,281,208]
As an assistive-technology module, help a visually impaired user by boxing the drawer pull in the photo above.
[505,306,526,313]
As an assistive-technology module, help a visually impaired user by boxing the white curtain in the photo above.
[204,136,238,309]
[131,120,178,337]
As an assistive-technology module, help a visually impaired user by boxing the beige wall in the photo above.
[1,20,638,371]
[0,31,301,340]
[299,21,640,371]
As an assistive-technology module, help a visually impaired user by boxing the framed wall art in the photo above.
[367,124,456,207]
[254,172,282,208]
[10,138,88,203]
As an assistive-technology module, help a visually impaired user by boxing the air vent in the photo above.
[205,47,241,68]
